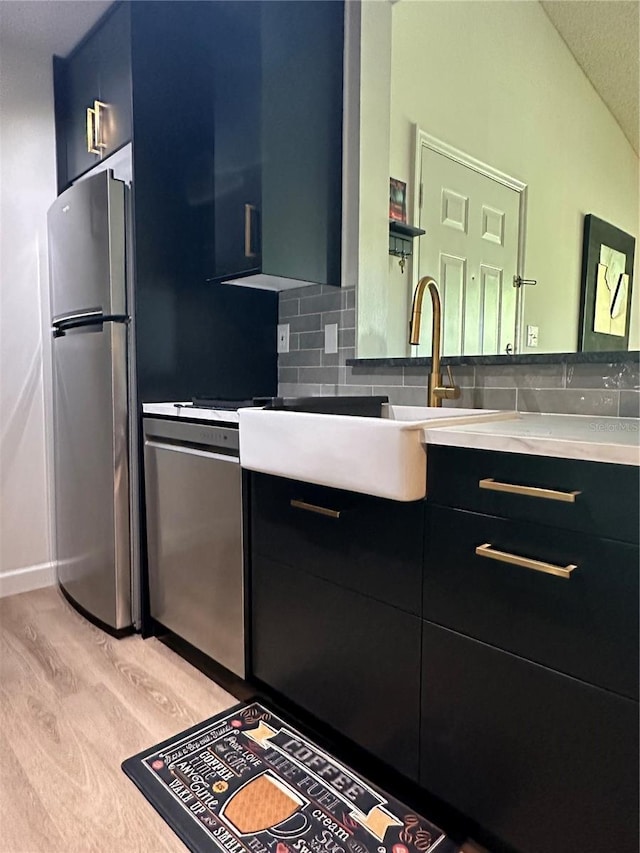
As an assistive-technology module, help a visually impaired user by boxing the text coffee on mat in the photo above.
[122,701,459,853]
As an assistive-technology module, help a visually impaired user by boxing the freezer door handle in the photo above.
[53,309,103,325]
[52,312,129,337]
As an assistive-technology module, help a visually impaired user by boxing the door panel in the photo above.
[479,264,502,353]
[210,0,261,281]
[96,3,132,159]
[64,33,101,182]
[419,145,521,355]
[252,554,421,779]
[53,323,130,629]
[261,0,344,286]
[48,172,125,319]
[439,253,466,353]
[421,622,639,853]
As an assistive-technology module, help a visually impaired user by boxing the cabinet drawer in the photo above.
[427,446,639,544]
[424,506,639,699]
[252,554,421,779]
[421,622,639,853]
[251,473,424,615]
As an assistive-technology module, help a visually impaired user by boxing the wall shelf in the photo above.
[389,220,425,239]
[389,220,425,270]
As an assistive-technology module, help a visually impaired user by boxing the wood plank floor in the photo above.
[0,587,487,853]
[0,587,239,852]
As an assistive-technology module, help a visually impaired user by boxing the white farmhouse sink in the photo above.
[383,404,495,421]
[239,405,516,501]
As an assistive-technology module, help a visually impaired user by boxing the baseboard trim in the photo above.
[0,561,56,598]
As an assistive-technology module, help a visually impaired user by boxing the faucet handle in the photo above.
[441,365,461,401]
[446,364,456,387]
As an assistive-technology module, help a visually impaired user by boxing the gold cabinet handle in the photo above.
[475,543,577,579]
[94,100,108,149]
[479,478,581,503]
[244,204,257,258]
[290,499,340,519]
[87,107,97,153]
[86,100,108,154]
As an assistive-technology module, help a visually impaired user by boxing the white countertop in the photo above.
[142,402,240,424]
[143,403,640,467]
[424,413,640,466]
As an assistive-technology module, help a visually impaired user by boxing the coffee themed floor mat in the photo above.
[122,702,459,853]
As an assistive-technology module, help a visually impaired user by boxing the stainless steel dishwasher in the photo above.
[143,417,245,677]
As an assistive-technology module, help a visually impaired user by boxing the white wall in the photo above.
[356,0,396,358]
[0,38,56,596]
[358,0,639,357]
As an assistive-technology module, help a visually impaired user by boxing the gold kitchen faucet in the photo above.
[409,276,461,407]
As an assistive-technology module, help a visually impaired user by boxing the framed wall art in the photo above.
[578,214,635,352]
[389,178,407,223]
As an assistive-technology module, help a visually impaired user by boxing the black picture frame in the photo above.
[578,214,635,352]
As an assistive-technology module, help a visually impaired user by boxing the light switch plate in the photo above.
[277,323,290,353]
[527,324,539,347]
[324,323,338,354]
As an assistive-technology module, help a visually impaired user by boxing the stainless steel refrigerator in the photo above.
[48,170,132,633]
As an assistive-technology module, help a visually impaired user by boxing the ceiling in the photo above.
[0,0,112,56]
[540,0,639,154]
[1,0,638,154]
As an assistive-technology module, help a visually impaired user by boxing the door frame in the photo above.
[412,126,529,353]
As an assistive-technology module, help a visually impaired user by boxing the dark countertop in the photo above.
[346,350,640,368]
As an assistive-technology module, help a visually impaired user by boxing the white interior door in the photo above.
[417,144,521,356]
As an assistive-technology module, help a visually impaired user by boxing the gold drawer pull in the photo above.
[290,499,340,519]
[475,543,577,579]
[479,478,581,503]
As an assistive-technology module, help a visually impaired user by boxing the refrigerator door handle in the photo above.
[52,313,129,337]
[53,309,103,325]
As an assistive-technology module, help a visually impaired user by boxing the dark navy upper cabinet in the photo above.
[202,0,345,289]
[258,0,344,289]
[206,1,263,283]
[54,1,344,288]
[54,1,280,401]
[129,0,344,291]
[95,4,132,159]
[55,32,100,184]
[129,0,277,401]
[54,2,132,188]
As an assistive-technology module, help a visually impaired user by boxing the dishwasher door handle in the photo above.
[144,439,239,464]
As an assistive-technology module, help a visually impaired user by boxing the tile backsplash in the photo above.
[278,286,640,417]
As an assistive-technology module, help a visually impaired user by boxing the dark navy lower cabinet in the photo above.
[251,553,421,781]
[427,445,640,544]
[251,473,424,615]
[425,505,639,700]
[250,474,425,777]
[420,621,639,853]
[422,446,639,852]
[249,451,638,853]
